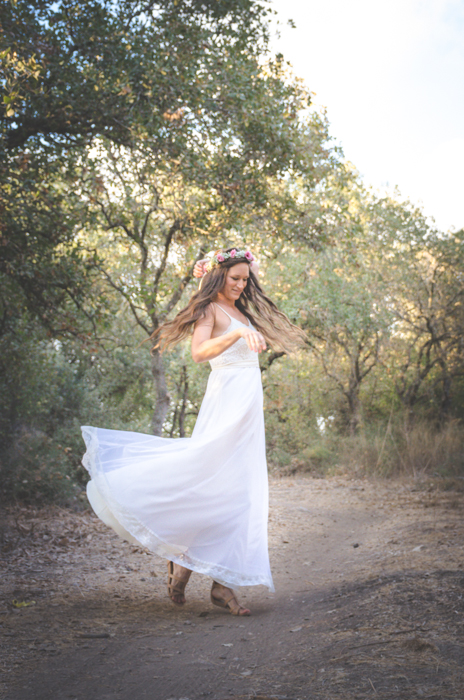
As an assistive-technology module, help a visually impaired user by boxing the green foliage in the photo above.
[0,320,88,502]
[0,152,99,341]
[0,310,158,502]
[1,0,272,151]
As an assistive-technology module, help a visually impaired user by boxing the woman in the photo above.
[81,248,305,616]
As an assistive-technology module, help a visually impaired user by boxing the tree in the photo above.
[258,173,393,435]
[1,0,272,151]
[0,153,100,341]
[1,0,334,334]
[0,0,280,339]
[377,222,464,425]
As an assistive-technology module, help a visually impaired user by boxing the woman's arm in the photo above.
[191,306,266,363]
[192,324,243,363]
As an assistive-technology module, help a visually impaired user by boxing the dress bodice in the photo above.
[209,304,259,370]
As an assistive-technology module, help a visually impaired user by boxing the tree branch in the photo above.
[97,265,151,334]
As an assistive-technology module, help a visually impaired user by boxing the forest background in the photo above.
[1,0,464,505]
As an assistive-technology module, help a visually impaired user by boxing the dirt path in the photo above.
[1,475,463,700]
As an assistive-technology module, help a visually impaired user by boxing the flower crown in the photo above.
[205,249,254,273]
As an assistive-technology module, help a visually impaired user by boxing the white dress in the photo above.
[81,305,274,591]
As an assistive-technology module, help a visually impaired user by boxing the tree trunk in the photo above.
[347,392,361,435]
[401,385,420,432]
[439,371,452,423]
[151,346,170,436]
[178,364,189,438]
[347,371,361,435]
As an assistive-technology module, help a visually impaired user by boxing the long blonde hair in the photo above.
[151,250,307,353]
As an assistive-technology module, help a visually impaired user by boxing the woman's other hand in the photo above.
[240,326,267,353]
[193,259,208,278]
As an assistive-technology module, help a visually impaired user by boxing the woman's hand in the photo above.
[240,326,267,353]
[193,258,208,278]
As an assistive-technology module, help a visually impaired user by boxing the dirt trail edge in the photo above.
[1,475,463,700]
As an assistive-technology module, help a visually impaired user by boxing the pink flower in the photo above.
[230,249,236,258]
[217,253,225,262]
[244,251,254,261]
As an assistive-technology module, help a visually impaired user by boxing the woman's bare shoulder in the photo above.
[195,303,215,328]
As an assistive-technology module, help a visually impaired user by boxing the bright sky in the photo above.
[271,0,464,232]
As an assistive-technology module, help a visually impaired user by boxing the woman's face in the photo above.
[221,262,250,302]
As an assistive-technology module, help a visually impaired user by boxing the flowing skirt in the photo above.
[81,366,274,591]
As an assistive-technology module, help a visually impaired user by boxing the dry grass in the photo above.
[290,419,464,479]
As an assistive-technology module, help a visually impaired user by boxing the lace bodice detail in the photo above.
[209,306,259,370]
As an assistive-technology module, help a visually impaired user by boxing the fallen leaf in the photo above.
[11,599,36,608]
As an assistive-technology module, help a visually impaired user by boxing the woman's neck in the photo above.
[215,293,236,309]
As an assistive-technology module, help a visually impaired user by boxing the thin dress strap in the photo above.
[213,302,235,322]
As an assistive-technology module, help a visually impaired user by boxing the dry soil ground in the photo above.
[1,475,463,700]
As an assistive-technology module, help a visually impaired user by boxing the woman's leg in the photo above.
[167,561,192,605]
[210,581,251,616]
